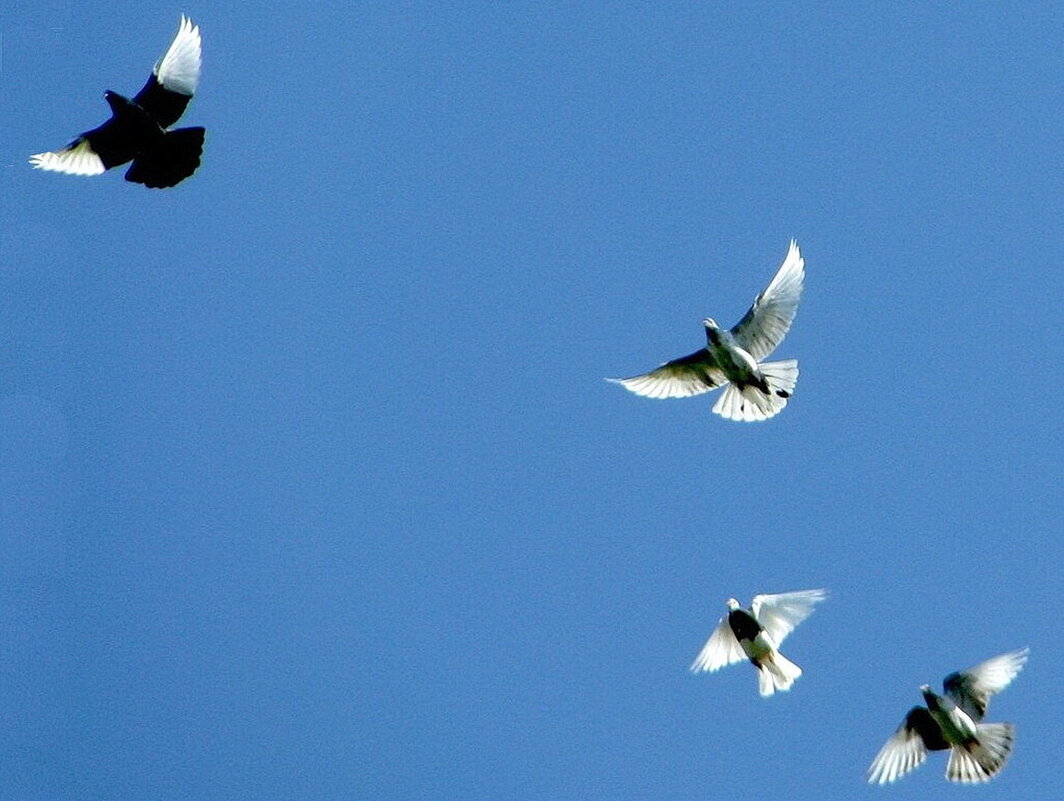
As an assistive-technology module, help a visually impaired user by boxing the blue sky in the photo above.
[2,2,1061,799]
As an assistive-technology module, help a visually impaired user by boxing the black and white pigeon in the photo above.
[868,648,1029,784]
[690,589,827,697]
[608,240,804,422]
[30,15,204,188]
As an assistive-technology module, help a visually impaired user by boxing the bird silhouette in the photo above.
[30,15,204,188]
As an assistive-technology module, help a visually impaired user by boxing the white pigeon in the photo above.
[608,240,804,422]
[690,589,827,697]
[868,648,1029,785]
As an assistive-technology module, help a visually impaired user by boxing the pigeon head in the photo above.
[103,90,132,112]
[919,684,940,707]
[725,597,741,611]
[703,318,722,345]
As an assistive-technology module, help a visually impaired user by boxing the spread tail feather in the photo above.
[757,650,803,697]
[712,360,798,422]
[946,723,1015,783]
[124,126,205,188]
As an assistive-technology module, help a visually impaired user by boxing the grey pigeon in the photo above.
[608,240,804,421]
[30,16,204,188]
[868,648,1029,784]
[690,589,827,696]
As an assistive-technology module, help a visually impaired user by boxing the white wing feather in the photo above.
[730,240,805,361]
[155,15,202,95]
[29,139,106,175]
[945,647,1029,718]
[690,616,745,673]
[961,648,1029,696]
[750,588,827,646]
[868,723,929,784]
[607,360,725,399]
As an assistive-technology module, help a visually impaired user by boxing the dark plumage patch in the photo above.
[727,609,762,642]
[905,706,950,751]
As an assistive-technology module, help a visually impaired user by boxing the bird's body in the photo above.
[608,240,804,422]
[868,648,1028,784]
[691,589,827,697]
[923,686,979,745]
[30,15,204,188]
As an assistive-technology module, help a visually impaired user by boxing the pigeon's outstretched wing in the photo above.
[749,588,827,646]
[690,616,745,673]
[729,240,804,362]
[607,349,726,399]
[868,707,947,784]
[133,15,202,128]
[28,139,107,176]
[943,648,1029,720]
[29,93,151,176]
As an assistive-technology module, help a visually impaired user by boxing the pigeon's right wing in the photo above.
[943,647,1029,721]
[749,588,827,646]
[133,15,202,128]
[729,240,804,362]
[868,707,944,784]
[607,349,726,399]
[690,616,745,673]
[29,137,107,176]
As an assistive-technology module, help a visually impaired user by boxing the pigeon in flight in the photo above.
[690,589,827,697]
[30,15,205,188]
[608,240,804,421]
[868,648,1029,784]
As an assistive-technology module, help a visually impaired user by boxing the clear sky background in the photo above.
[2,2,1061,799]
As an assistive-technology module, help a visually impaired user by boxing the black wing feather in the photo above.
[132,74,192,129]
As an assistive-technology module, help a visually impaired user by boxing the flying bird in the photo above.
[608,240,804,421]
[690,589,827,697]
[30,15,204,188]
[868,647,1029,784]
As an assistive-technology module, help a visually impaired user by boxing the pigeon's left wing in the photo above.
[868,707,945,784]
[750,588,827,646]
[133,15,202,128]
[607,349,726,399]
[730,240,804,362]
[690,615,745,673]
[943,648,1029,720]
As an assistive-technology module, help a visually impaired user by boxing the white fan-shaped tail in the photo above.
[946,723,1014,783]
[711,360,797,421]
[761,359,799,397]
[712,383,775,422]
[757,650,802,697]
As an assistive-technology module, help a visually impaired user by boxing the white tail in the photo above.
[761,359,799,397]
[946,722,1015,783]
[712,360,798,422]
[757,650,803,697]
